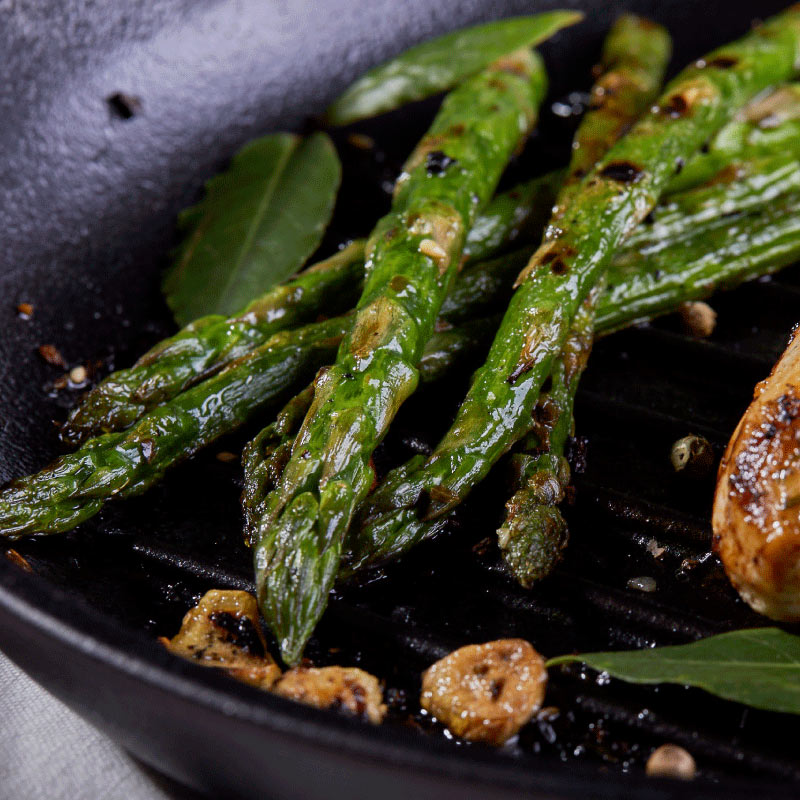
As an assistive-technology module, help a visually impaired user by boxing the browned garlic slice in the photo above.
[420,639,547,745]
[160,589,281,689]
[274,666,386,724]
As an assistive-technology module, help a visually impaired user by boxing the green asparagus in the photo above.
[554,14,672,208]
[628,151,800,248]
[497,13,670,586]
[0,318,348,538]
[596,195,800,332]
[254,148,800,580]
[61,243,366,446]
[351,5,800,577]
[497,290,595,587]
[61,83,800,448]
[9,131,800,541]
[242,316,500,546]
[253,48,550,664]
[668,82,800,192]
[8,44,800,551]
[4,186,798,542]
[344,190,800,574]
[61,173,562,448]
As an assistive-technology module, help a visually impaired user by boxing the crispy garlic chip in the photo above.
[160,589,281,689]
[274,666,386,724]
[421,638,547,744]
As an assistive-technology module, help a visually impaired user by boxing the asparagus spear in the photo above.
[555,14,672,207]
[0,318,348,538]
[597,195,800,332]
[241,317,500,546]
[503,188,800,581]
[351,5,800,574]
[4,188,799,541]
[60,243,366,446]
[61,82,800,448]
[242,386,316,546]
[627,151,800,248]
[246,145,799,578]
[344,191,800,574]
[353,11,671,581]
[668,82,800,192]
[497,290,594,587]
[469,83,800,259]
[254,48,550,664]
[8,77,800,544]
[61,172,562,447]
[496,13,671,586]
[499,27,798,588]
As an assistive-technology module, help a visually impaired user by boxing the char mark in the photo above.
[600,161,644,184]
[659,94,688,118]
[425,150,457,176]
[209,612,266,656]
[706,55,739,69]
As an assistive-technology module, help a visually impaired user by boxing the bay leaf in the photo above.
[325,11,582,126]
[164,131,341,325]
[547,627,800,715]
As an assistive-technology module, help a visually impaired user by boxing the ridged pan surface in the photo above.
[0,1,797,797]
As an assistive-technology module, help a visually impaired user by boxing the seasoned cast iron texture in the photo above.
[0,0,798,798]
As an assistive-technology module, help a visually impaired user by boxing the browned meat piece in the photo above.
[160,590,281,689]
[713,326,800,620]
[273,666,386,724]
[420,639,547,745]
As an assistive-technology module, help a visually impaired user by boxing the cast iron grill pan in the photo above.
[0,1,798,797]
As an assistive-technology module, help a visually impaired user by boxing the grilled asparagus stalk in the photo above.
[6,16,800,550]
[498,291,595,587]
[668,82,800,192]
[555,14,672,208]
[344,191,800,574]
[242,317,501,547]
[3,189,799,541]
[252,48,550,664]
[0,318,349,539]
[61,175,559,448]
[60,243,366,446]
[351,6,800,576]
[61,84,800,448]
[499,13,671,586]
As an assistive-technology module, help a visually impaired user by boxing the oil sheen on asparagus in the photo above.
[3,106,799,541]
[1,184,797,541]
[254,47,551,665]
[351,5,800,576]
[344,190,800,574]
[61,84,800,447]
[500,13,671,587]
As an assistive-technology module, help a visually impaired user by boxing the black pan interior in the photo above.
[1,1,799,798]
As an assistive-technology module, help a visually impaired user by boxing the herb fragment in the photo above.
[547,627,800,715]
[163,132,341,325]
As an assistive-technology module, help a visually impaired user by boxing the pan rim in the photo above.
[0,557,795,800]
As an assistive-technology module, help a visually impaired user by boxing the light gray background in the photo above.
[0,651,202,800]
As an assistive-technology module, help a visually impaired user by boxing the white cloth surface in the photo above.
[0,650,201,800]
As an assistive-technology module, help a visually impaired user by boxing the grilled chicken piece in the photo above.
[160,589,281,689]
[713,325,800,620]
[273,666,386,723]
[420,639,547,745]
